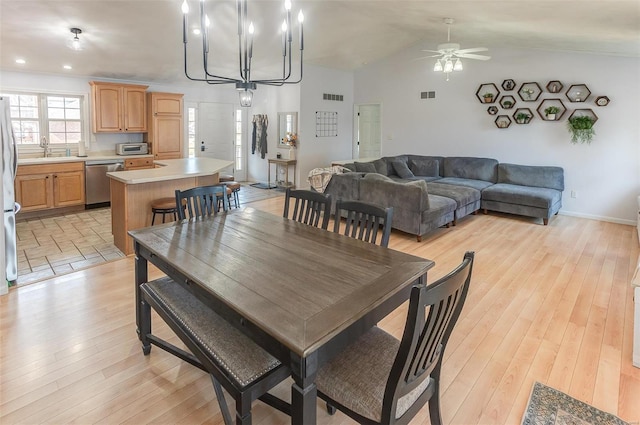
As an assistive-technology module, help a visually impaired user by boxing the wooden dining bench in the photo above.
[139,276,291,425]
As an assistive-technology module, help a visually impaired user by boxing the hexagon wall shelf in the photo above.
[517,82,542,102]
[513,108,534,124]
[487,106,498,115]
[499,95,516,110]
[502,79,516,91]
[476,83,500,104]
[566,84,591,102]
[595,96,610,106]
[568,108,598,124]
[495,115,511,129]
[536,99,567,121]
[546,81,563,94]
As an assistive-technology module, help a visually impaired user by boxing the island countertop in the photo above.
[107,158,233,184]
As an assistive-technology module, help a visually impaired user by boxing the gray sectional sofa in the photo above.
[324,155,564,241]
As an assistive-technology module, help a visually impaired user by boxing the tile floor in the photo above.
[15,183,285,286]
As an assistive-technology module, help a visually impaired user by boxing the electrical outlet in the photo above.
[571,190,578,198]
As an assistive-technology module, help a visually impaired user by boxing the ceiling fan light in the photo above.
[443,59,453,73]
[453,58,463,71]
[433,60,443,72]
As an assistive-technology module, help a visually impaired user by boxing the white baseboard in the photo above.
[558,210,636,226]
[634,287,640,368]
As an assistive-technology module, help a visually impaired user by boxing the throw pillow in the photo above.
[354,162,377,173]
[409,158,439,177]
[372,159,388,175]
[342,163,357,172]
[391,160,415,179]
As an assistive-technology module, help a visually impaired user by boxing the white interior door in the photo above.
[356,104,381,160]
[197,102,237,177]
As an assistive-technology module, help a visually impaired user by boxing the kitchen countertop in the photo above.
[107,158,233,184]
[17,152,153,165]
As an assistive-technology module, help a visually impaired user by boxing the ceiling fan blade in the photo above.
[412,55,442,61]
[457,53,491,61]
[421,49,443,53]
[455,47,489,54]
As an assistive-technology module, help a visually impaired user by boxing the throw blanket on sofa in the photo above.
[308,166,350,192]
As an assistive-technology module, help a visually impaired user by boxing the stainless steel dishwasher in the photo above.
[85,159,124,207]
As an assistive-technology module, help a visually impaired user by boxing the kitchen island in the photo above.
[108,157,233,255]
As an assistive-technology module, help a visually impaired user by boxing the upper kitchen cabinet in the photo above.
[145,92,184,159]
[89,81,148,133]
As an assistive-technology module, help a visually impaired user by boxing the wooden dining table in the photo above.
[129,207,434,424]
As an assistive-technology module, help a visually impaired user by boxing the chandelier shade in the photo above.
[181,0,305,107]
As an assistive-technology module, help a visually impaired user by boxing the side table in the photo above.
[268,158,297,189]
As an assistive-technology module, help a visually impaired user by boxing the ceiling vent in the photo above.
[420,91,436,99]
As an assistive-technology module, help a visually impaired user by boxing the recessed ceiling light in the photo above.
[63,65,72,70]
[193,28,201,35]
[15,58,26,64]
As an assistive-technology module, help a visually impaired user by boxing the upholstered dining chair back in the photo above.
[316,251,475,425]
[175,184,228,220]
[334,200,393,247]
[283,188,332,230]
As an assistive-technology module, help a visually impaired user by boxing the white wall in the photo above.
[353,47,640,224]
[297,64,354,188]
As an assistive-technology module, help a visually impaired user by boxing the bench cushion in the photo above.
[143,277,281,389]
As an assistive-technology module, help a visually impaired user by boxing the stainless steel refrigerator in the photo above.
[2,97,19,288]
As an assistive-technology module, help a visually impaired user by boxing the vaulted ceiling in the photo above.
[1,1,639,84]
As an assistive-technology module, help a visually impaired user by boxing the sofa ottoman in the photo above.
[427,182,481,224]
[481,163,564,225]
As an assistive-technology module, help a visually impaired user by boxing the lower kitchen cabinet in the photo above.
[16,162,85,212]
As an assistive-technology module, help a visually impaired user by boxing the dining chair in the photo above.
[333,199,394,247]
[283,188,332,230]
[140,277,291,425]
[316,251,475,425]
[175,184,228,220]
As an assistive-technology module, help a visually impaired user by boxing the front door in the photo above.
[198,102,242,180]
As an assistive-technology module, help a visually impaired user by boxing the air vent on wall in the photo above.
[323,93,344,101]
[420,91,436,99]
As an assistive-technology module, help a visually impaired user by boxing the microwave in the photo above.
[116,143,148,155]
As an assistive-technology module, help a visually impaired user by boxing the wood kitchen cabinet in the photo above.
[90,81,148,133]
[124,157,154,170]
[16,162,85,212]
[144,92,184,159]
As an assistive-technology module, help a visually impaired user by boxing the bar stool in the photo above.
[224,181,241,208]
[219,173,234,182]
[150,197,179,225]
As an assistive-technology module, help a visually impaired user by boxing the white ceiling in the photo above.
[1,1,639,84]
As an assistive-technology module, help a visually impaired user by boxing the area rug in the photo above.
[522,382,629,425]
[249,182,277,189]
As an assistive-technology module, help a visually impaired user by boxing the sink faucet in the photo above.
[40,136,51,157]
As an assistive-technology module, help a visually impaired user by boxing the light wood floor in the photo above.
[1,196,639,425]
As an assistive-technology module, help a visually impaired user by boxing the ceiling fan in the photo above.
[419,18,491,80]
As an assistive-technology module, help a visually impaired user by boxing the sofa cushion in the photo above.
[498,163,564,191]
[435,177,495,191]
[372,159,389,175]
[355,161,378,173]
[482,183,562,209]
[342,163,357,172]
[409,158,439,177]
[443,157,498,182]
[428,182,480,207]
[391,160,415,179]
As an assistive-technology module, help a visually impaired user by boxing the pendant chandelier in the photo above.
[181,0,304,107]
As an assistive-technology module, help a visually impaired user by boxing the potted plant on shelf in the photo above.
[483,92,494,103]
[502,100,513,109]
[544,106,560,120]
[567,116,596,144]
[516,112,530,124]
